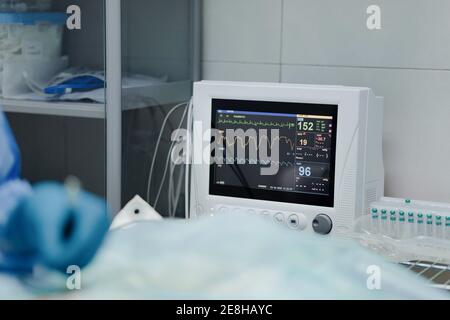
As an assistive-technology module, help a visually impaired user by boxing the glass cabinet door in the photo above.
[121,0,200,217]
[5,0,107,197]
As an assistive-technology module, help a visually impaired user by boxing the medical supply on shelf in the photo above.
[0,11,66,97]
[0,12,66,58]
[0,0,52,12]
[23,68,168,103]
[189,81,385,236]
[45,74,105,95]
[28,68,106,97]
[0,13,65,57]
[5,54,67,98]
[110,195,162,231]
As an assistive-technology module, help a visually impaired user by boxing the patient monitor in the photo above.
[190,81,384,235]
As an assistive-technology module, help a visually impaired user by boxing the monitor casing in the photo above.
[190,81,384,235]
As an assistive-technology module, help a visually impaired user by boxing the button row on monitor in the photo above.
[216,207,308,230]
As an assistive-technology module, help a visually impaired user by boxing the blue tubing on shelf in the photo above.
[0,12,66,25]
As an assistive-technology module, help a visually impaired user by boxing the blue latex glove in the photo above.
[4,183,110,273]
[0,108,110,273]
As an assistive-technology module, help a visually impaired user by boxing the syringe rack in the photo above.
[352,197,450,290]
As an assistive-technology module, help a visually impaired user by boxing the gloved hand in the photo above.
[0,108,110,274]
[4,182,110,273]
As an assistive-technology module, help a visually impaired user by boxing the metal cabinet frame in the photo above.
[106,0,201,214]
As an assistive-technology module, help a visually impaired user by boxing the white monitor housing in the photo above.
[190,81,384,235]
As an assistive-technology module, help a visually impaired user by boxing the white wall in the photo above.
[201,0,450,202]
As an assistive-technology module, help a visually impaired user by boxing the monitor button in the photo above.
[288,214,308,230]
[274,213,285,224]
[312,214,333,235]
[287,214,300,229]
[298,214,308,230]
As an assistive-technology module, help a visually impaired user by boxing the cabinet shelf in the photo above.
[1,81,192,119]
[2,99,106,119]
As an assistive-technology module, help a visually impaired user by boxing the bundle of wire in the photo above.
[146,99,193,218]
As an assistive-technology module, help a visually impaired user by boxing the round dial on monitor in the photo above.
[312,214,333,235]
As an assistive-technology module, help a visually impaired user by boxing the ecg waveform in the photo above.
[216,134,296,151]
[217,118,296,129]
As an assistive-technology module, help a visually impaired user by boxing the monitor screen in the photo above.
[209,99,338,207]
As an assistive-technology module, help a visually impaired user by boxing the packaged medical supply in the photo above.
[0,0,52,12]
[44,72,105,95]
[0,11,66,96]
[0,12,65,57]
[3,55,67,98]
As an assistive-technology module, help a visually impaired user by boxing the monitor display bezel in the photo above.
[209,98,339,208]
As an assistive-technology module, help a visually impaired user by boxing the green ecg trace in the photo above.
[218,119,296,129]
